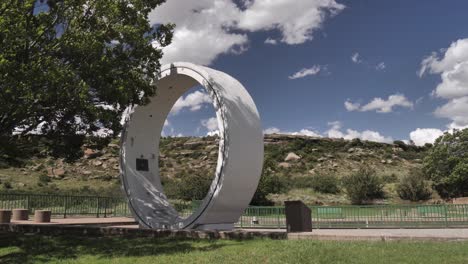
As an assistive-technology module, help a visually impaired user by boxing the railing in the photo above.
[240,204,468,229]
[0,193,131,218]
[2,193,468,228]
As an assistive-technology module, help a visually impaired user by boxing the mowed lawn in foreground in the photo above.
[1,233,467,264]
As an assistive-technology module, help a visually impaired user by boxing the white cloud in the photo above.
[351,52,361,64]
[170,91,211,114]
[346,94,413,113]
[344,100,361,111]
[376,62,386,71]
[326,121,393,143]
[409,128,444,146]
[420,39,468,129]
[288,65,322,79]
[291,129,322,137]
[150,0,344,65]
[238,0,344,45]
[434,96,468,128]
[263,127,281,134]
[263,127,321,137]
[264,122,393,143]
[207,130,220,137]
[201,117,218,131]
[264,38,278,45]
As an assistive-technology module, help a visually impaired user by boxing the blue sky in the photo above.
[150,0,468,145]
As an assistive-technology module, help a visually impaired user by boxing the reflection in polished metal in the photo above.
[120,62,263,230]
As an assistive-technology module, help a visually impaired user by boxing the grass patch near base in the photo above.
[1,233,468,264]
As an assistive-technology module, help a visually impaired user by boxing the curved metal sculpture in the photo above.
[120,62,263,230]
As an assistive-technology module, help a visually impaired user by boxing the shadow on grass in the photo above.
[0,232,233,263]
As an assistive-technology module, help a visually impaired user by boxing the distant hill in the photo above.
[0,134,429,204]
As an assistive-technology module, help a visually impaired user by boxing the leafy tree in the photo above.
[423,129,468,198]
[343,166,385,204]
[0,0,173,139]
[397,168,432,201]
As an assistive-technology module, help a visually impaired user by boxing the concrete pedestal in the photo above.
[12,209,29,221]
[0,210,12,223]
[34,210,51,223]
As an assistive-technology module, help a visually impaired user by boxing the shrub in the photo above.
[164,173,213,201]
[342,166,385,204]
[310,174,340,194]
[381,173,398,183]
[251,172,289,206]
[397,169,432,201]
[2,181,12,189]
[38,174,50,184]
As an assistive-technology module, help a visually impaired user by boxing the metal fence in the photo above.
[240,204,468,229]
[0,193,130,218]
[2,193,468,228]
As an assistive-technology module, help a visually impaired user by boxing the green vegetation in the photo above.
[2,234,468,263]
[423,128,468,198]
[397,168,432,202]
[0,134,432,205]
[0,0,173,142]
[343,167,385,205]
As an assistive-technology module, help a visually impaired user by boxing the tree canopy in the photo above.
[423,128,468,198]
[0,0,173,138]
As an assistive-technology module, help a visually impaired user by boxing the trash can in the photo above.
[284,201,312,232]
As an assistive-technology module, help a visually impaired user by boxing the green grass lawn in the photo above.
[1,233,468,264]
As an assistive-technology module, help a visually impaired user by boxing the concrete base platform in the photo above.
[4,218,468,241]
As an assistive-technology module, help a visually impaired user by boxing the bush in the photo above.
[251,172,289,206]
[397,169,432,201]
[310,174,339,194]
[342,166,385,204]
[38,174,50,185]
[163,174,213,201]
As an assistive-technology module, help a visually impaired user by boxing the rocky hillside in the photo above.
[0,134,429,200]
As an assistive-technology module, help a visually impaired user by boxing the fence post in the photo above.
[64,196,67,218]
[26,194,30,215]
[277,207,281,229]
[104,198,108,218]
[444,204,449,228]
[96,197,100,218]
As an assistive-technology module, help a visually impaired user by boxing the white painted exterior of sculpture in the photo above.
[120,62,263,230]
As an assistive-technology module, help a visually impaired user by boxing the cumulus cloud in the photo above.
[263,127,321,137]
[351,52,361,64]
[409,128,444,146]
[288,65,322,79]
[344,100,361,111]
[264,38,278,45]
[419,38,468,129]
[201,117,218,131]
[201,117,220,136]
[326,121,393,143]
[238,0,344,45]
[150,0,344,65]
[170,90,211,114]
[345,94,414,113]
[434,96,468,128]
[264,122,392,143]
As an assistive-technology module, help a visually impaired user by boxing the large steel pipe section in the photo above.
[120,62,263,230]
